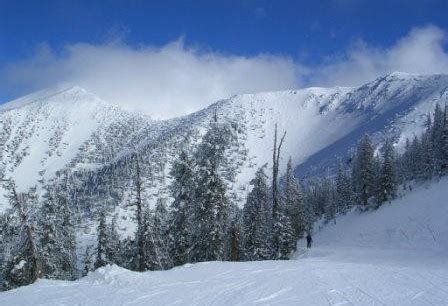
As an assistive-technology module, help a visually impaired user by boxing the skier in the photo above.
[306,232,313,248]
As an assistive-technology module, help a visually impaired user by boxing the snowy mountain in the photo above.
[1,72,448,217]
[0,86,152,210]
[2,177,447,305]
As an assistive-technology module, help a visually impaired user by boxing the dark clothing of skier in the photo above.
[306,233,313,248]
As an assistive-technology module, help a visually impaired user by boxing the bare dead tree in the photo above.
[126,153,147,271]
[272,123,286,218]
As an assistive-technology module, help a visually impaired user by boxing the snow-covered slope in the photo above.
[0,86,151,211]
[1,72,448,216]
[2,178,447,305]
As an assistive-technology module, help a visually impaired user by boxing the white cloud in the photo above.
[1,40,300,119]
[310,25,448,86]
[1,25,448,118]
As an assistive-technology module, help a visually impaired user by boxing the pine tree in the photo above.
[94,210,108,269]
[323,179,337,223]
[352,135,375,207]
[275,208,296,259]
[432,103,445,174]
[284,158,306,240]
[39,182,77,280]
[335,163,354,214]
[420,130,434,180]
[82,246,94,276]
[441,104,448,174]
[242,167,272,260]
[169,150,195,266]
[409,136,422,180]
[229,216,241,261]
[145,199,173,270]
[106,214,121,265]
[378,139,398,204]
[191,118,234,262]
[128,154,147,271]
[2,181,42,289]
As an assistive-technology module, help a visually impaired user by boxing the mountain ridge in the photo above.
[0,72,447,215]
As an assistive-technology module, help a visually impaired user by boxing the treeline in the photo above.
[303,103,448,224]
[1,103,447,291]
[0,118,308,290]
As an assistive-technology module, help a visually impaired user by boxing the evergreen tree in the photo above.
[378,139,398,204]
[352,135,375,207]
[94,210,108,269]
[441,104,448,174]
[432,103,445,174]
[335,163,354,214]
[284,158,306,240]
[168,150,195,265]
[106,214,121,265]
[2,181,42,289]
[409,136,422,180]
[128,154,147,271]
[39,182,77,280]
[274,208,296,259]
[228,216,241,261]
[323,180,337,223]
[145,200,173,270]
[191,118,234,262]
[420,130,434,180]
[242,167,272,260]
[82,246,94,276]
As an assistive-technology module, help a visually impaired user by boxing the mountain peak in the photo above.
[0,85,110,113]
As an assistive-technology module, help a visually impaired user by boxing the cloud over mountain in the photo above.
[1,25,447,118]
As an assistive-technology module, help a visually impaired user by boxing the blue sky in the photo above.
[1,0,448,117]
[2,0,447,63]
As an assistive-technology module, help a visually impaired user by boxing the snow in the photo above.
[13,260,26,271]
[0,86,149,212]
[2,178,447,305]
[2,73,448,241]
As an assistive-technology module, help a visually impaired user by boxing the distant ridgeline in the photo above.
[0,100,447,291]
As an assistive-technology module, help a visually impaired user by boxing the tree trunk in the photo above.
[134,155,147,272]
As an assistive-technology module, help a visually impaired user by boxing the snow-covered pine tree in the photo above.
[378,139,398,204]
[335,162,354,214]
[441,104,448,174]
[352,134,375,207]
[128,153,147,271]
[432,103,445,174]
[168,150,195,266]
[191,117,234,262]
[302,191,316,234]
[419,129,434,180]
[39,181,77,280]
[275,207,296,259]
[409,136,422,180]
[145,199,173,270]
[82,246,94,277]
[2,181,42,289]
[228,215,241,261]
[372,153,383,207]
[284,157,306,240]
[106,214,121,265]
[242,166,272,260]
[399,138,412,183]
[323,179,337,223]
[94,210,108,269]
